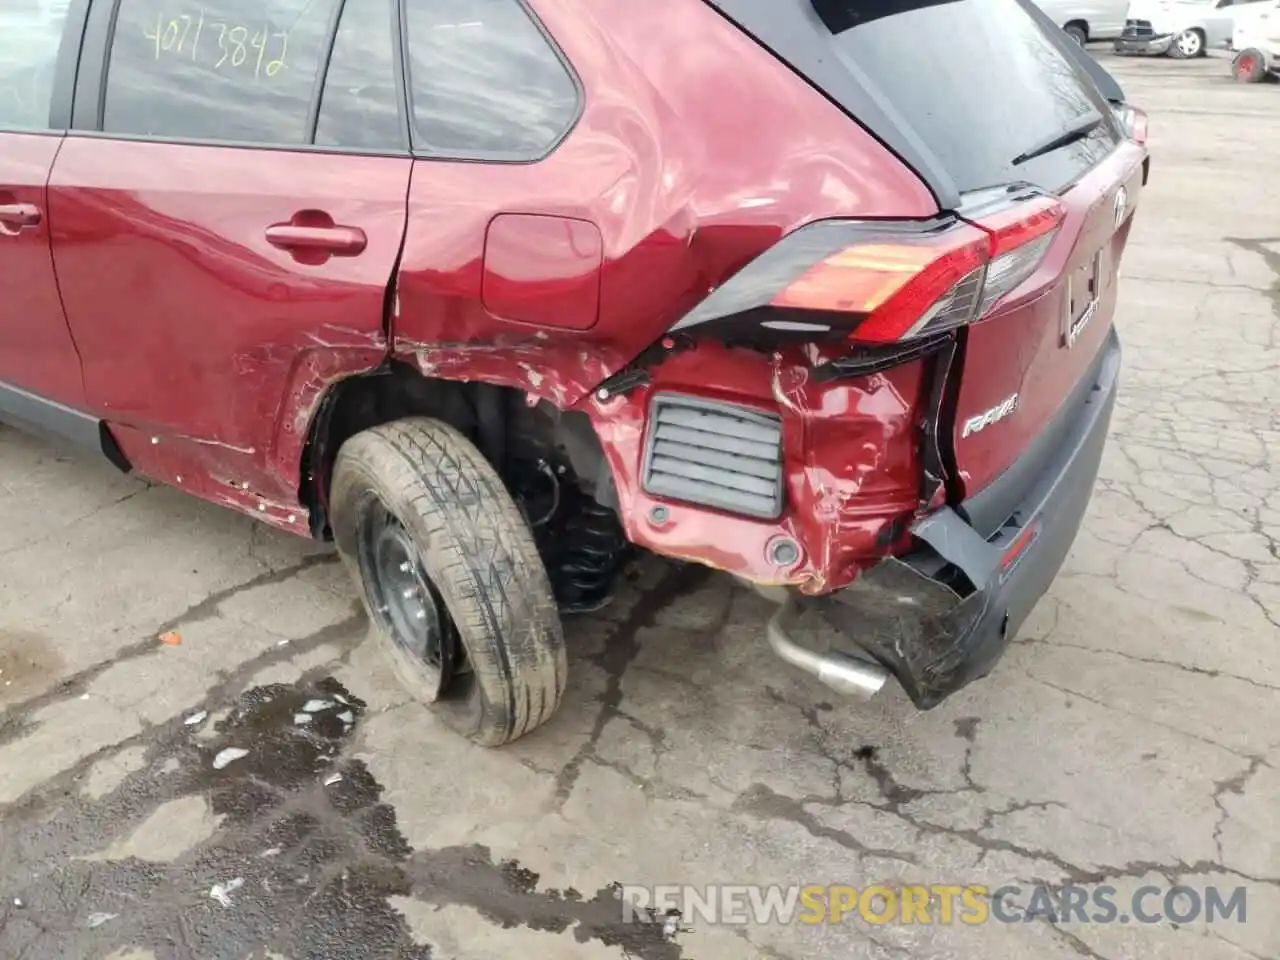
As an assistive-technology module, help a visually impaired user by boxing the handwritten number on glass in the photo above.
[145,8,289,76]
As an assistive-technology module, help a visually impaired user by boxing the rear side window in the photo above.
[103,0,339,143]
[711,0,1119,196]
[404,0,578,159]
[0,0,72,130]
[315,0,403,150]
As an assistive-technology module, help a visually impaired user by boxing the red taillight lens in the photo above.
[668,194,1067,344]
[766,197,1064,344]
[1113,103,1149,145]
[973,195,1066,317]
[771,226,989,344]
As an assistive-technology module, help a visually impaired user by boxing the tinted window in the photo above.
[404,0,578,159]
[104,0,339,143]
[316,0,403,150]
[0,0,71,130]
[712,0,1120,195]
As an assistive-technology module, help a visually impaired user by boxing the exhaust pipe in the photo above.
[766,599,889,699]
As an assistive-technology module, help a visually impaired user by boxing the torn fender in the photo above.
[394,338,627,411]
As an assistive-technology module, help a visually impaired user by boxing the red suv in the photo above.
[1,0,1147,745]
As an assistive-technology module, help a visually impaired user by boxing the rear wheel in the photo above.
[1064,22,1088,46]
[331,417,566,747]
[1170,28,1205,58]
[1233,49,1267,82]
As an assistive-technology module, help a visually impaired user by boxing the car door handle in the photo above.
[0,203,42,231]
[265,223,367,257]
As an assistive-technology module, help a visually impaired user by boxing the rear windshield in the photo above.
[709,0,1120,199]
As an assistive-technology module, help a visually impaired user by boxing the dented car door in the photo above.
[47,0,410,522]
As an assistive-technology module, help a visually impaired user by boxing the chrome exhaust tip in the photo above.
[766,599,889,699]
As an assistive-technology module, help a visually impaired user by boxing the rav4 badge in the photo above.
[961,394,1019,439]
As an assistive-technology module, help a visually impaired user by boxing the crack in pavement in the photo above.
[0,553,340,748]
[551,563,716,810]
[0,610,368,820]
[1018,637,1280,693]
[1210,756,1265,865]
[1023,672,1266,762]
[0,484,158,560]
[1045,917,1114,960]
[745,690,1280,896]
[731,783,918,865]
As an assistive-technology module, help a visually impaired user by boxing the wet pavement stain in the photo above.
[0,629,66,705]
[0,674,686,960]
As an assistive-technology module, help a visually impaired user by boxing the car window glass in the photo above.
[103,0,340,143]
[0,0,72,130]
[404,0,578,159]
[316,0,402,150]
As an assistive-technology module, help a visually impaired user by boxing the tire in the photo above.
[1064,23,1088,47]
[1169,28,1204,58]
[331,417,566,747]
[1233,49,1267,82]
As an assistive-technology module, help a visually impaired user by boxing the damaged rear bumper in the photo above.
[775,327,1122,708]
[1114,34,1174,55]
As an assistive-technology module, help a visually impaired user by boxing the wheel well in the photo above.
[1064,19,1088,38]
[299,362,612,539]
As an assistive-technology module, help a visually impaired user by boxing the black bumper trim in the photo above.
[816,326,1122,708]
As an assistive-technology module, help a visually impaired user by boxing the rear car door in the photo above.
[0,0,86,405]
[48,0,410,512]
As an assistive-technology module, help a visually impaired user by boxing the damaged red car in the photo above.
[1,0,1148,744]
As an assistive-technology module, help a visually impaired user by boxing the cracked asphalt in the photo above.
[1,52,1277,960]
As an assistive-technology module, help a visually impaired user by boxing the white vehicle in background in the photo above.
[1231,0,1280,79]
[1116,0,1271,57]
[1035,0,1131,44]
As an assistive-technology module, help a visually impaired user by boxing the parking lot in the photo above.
[0,51,1277,960]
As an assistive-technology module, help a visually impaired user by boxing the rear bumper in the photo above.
[796,326,1122,708]
[1114,34,1173,55]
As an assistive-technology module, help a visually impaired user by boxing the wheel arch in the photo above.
[297,363,615,540]
[298,364,502,538]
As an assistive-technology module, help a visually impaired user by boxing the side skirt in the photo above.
[0,380,131,473]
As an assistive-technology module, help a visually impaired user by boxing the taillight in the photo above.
[971,195,1065,319]
[669,192,1066,345]
[1112,103,1149,145]
[772,225,990,344]
[774,197,1062,344]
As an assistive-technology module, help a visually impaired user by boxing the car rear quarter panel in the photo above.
[585,341,927,592]
[388,0,941,588]
[391,0,937,407]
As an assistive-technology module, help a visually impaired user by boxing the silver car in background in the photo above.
[1035,0,1132,43]
[1117,0,1272,57]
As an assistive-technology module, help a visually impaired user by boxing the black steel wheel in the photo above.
[331,417,566,747]
[356,501,459,701]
